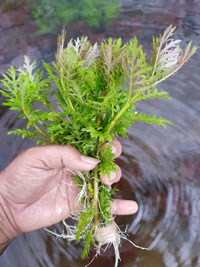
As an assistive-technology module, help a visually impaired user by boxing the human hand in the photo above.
[0,141,138,242]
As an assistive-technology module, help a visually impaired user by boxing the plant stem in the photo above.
[47,103,56,113]
[93,141,103,227]
[107,103,129,133]
[22,107,51,141]
[107,83,164,134]
[93,164,100,226]
[33,123,51,140]
[67,96,75,112]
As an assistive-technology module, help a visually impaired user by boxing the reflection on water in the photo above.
[0,0,200,266]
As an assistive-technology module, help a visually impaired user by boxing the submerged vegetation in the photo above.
[0,26,197,266]
[28,0,121,34]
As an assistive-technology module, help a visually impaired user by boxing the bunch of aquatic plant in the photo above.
[0,26,197,266]
[28,0,120,34]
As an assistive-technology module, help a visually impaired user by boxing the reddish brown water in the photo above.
[0,0,200,266]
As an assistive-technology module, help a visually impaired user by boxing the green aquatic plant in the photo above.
[0,26,197,266]
[28,0,120,34]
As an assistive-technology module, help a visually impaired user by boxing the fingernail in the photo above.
[81,155,100,165]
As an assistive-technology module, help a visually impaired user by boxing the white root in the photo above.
[92,221,150,267]
[45,169,150,267]
[75,171,88,207]
[94,222,121,267]
[44,223,76,241]
[46,219,150,267]
[62,168,89,209]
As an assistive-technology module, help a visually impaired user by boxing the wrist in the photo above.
[0,171,20,254]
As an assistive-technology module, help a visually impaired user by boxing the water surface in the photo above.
[0,0,200,266]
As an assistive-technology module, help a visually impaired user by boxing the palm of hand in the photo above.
[1,146,79,232]
[0,142,138,235]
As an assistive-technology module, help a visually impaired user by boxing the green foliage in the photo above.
[76,206,96,241]
[100,145,118,177]
[28,0,121,34]
[0,26,197,259]
[131,113,173,128]
[99,185,118,223]
[81,227,94,259]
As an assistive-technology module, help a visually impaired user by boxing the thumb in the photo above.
[28,145,100,171]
